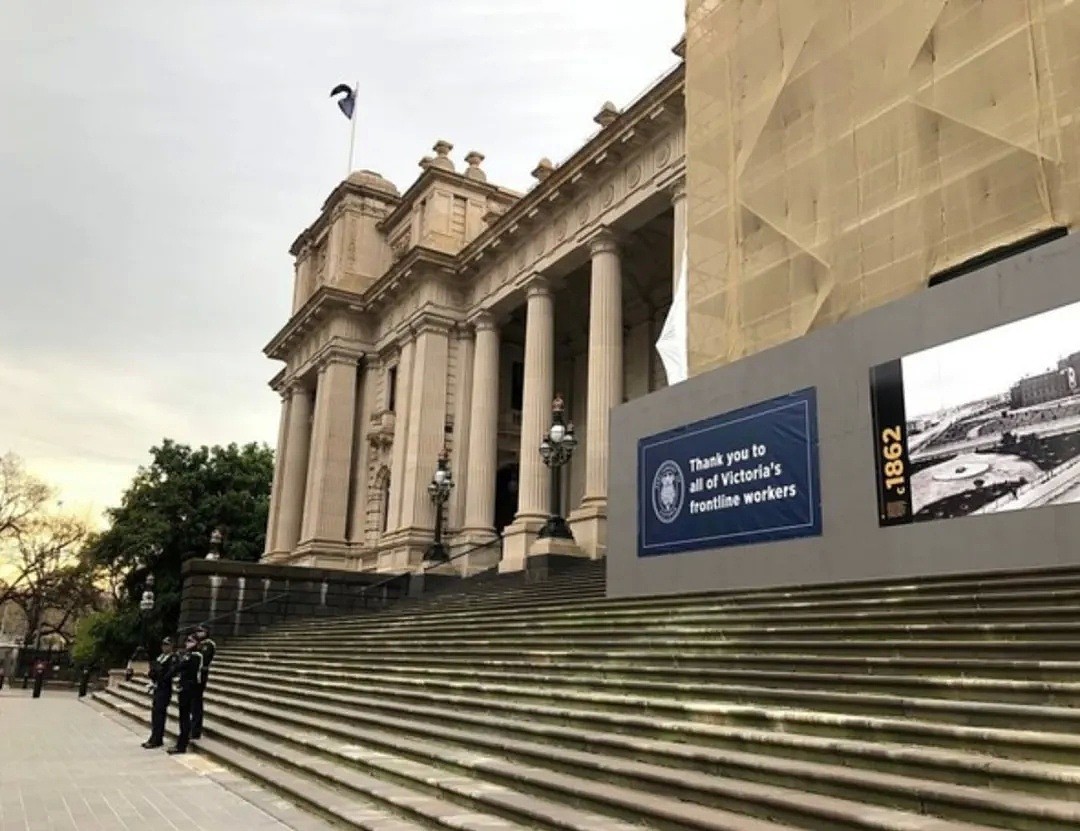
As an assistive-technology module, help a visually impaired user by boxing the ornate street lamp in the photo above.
[424,449,454,562]
[538,395,577,540]
[206,528,223,560]
[135,573,156,666]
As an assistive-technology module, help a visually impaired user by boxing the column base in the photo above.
[454,529,503,575]
[292,538,357,570]
[499,517,546,573]
[568,501,608,559]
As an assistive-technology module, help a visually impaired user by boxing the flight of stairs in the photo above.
[94,559,1080,831]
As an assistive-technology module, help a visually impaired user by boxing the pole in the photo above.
[346,78,359,176]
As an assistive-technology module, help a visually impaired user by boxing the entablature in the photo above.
[265,285,374,363]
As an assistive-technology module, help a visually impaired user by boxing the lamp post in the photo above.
[424,449,454,562]
[538,394,577,540]
[139,573,156,656]
[206,528,223,560]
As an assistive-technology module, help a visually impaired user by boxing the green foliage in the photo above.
[71,608,140,668]
[84,439,273,656]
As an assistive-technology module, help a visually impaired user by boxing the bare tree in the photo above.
[4,514,100,647]
[0,453,51,543]
[0,454,102,646]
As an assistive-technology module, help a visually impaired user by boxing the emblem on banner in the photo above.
[652,460,685,524]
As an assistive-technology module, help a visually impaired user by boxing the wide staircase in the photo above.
[93,559,1080,831]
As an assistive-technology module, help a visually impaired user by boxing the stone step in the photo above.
[102,685,799,831]
[220,646,1080,682]
[210,662,1080,738]
[184,673,1080,801]
[222,636,1080,661]
[258,599,1080,640]
[215,653,1080,707]
[269,567,1080,636]
[109,681,1016,831]
[203,668,1080,765]
[268,582,1080,631]
[91,690,436,831]
[247,619,1080,651]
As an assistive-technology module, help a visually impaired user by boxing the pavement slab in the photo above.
[0,688,334,831]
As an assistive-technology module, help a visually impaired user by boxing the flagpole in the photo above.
[346,79,359,176]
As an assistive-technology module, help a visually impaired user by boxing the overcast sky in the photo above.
[902,299,1080,419]
[0,1,684,525]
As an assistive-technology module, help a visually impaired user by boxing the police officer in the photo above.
[190,624,215,741]
[142,637,177,749]
[167,633,203,755]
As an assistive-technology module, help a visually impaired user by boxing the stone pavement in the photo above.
[0,688,333,831]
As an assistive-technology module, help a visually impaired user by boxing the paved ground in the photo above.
[0,688,332,831]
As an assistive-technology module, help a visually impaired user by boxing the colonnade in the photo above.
[264,181,686,567]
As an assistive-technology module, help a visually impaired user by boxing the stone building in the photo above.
[262,44,687,573]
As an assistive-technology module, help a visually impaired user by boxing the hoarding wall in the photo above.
[607,232,1080,599]
[684,0,1080,377]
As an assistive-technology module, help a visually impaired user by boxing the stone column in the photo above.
[300,352,358,546]
[347,356,378,545]
[275,382,314,554]
[671,178,688,292]
[399,318,451,534]
[501,276,555,571]
[385,336,415,533]
[463,312,500,536]
[449,326,475,531]
[570,228,623,557]
[263,391,291,558]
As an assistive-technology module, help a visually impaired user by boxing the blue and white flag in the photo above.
[330,83,356,120]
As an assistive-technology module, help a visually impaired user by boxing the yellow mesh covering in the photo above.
[685,0,1080,375]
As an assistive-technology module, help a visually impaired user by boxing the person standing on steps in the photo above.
[190,624,216,741]
[167,633,203,755]
[143,636,177,749]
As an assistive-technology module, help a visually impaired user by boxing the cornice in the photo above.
[456,62,685,273]
[263,285,370,361]
[268,367,288,394]
[361,245,460,312]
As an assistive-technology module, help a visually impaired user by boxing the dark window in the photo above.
[380,477,391,533]
[387,367,398,412]
[511,361,524,411]
[928,227,1067,288]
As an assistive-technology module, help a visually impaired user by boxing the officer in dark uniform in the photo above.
[190,624,216,740]
[142,636,177,749]
[167,633,203,755]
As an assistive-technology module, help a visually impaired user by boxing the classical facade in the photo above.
[262,44,686,573]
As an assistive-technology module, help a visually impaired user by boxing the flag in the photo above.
[330,83,356,120]
[655,229,689,385]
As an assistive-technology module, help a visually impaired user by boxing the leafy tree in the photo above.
[83,439,273,659]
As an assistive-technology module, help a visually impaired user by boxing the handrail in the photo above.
[191,534,504,634]
[197,591,291,631]
[358,533,504,602]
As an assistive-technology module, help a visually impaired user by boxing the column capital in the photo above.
[587,226,622,256]
[320,347,361,370]
[669,177,687,204]
[468,309,499,332]
[523,272,551,299]
[411,312,454,337]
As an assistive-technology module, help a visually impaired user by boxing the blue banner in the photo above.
[638,387,822,557]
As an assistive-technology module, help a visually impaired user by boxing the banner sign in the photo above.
[637,387,822,557]
[869,298,1080,526]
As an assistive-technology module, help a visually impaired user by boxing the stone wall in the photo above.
[179,559,411,638]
